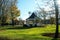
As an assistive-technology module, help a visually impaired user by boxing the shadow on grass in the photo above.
[42,33,60,40]
[4,25,45,29]
[0,37,24,40]
[0,36,52,40]
[0,37,10,40]
[42,33,60,38]
[0,26,33,30]
[7,26,35,29]
[0,24,45,30]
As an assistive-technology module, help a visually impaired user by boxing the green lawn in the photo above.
[0,25,60,40]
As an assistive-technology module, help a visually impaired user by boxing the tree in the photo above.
[34,0,48,24]
[0,0,20,26]
[53,0,59,39]
[10,5,20,25]
[50,17,55,24]
[0,0,11,25]
[41,0,59,39]
[36,8,48,24]
[47,0,59,39]
[40,9,47,24]
[35,0,59,39]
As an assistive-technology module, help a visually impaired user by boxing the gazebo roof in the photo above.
[26,12,39,20]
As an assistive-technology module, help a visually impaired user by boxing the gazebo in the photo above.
[26,12,41,26]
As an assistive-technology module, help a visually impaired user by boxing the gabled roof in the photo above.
[26,12,39,20]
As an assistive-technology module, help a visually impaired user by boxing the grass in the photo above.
[0,24,60,40]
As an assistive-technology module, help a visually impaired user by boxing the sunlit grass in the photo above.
[0,24,60,40]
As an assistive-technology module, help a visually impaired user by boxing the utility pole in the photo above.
[53,0,59,38]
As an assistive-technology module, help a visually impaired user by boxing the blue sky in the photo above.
[17,0,60,20]
[17,0,52,20]
[17,0,37,20]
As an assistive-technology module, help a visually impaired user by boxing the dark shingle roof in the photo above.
[27,12,37,19]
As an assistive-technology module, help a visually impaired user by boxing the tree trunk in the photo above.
[53,0,59,39]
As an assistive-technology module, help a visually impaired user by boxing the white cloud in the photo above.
[57,0,60,5]
[44,6,53,11]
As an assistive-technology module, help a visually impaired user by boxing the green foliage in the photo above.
[50,17,56,24]
[11,5,20,17]
[0,0,20,24]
